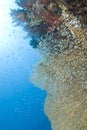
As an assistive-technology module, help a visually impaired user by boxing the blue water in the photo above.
[0,27,51,130]
[0,84,51,130]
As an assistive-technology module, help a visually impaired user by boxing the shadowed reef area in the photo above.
[11,0,87,129]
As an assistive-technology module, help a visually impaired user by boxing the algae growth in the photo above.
[11,0,87,129]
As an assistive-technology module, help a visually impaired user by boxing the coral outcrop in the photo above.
[30,40,87,129]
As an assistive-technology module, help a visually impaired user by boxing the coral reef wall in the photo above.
[30,37,87,130]
[30,1,87,129]
[11,0,87,130]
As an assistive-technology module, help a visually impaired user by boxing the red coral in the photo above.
[40,8,61,32]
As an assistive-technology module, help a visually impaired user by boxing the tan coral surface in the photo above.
[30,38,87,130]
[30,1,87,130]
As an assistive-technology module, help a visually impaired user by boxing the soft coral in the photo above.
[40,8,61,32]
